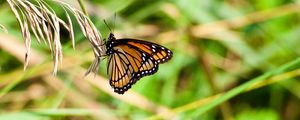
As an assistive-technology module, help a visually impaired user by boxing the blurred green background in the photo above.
[1,0,300,120]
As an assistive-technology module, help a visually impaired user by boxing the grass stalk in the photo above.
[77,0,89,17]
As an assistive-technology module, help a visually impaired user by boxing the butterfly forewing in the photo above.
[120,39,172,63]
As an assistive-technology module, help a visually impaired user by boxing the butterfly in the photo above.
[105,33,173,94]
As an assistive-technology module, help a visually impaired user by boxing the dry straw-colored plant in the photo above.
[7,0,105,75]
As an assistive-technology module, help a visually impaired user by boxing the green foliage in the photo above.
[236,109,280,120]
[1,0,300,120]
[0,112,50,120]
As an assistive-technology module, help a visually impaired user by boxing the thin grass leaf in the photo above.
[64,8,75,49]
[23,19,31,70]
[24,1,45,20]
[0,24,8,33]
[0,112,50,120]
[28,13,42,44]
[7,0,25,41]
[189,58,300,117]
[30,108,103,116]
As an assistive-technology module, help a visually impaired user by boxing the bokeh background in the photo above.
[1,0,300,120]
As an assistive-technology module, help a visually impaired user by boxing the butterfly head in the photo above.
[108,33,116,41]
[105,33,116,55]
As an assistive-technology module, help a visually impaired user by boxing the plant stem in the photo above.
[77,0,89,16]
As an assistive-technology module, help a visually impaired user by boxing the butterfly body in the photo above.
[105,33,172,94]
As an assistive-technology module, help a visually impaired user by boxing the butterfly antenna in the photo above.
[113,13,117,33]
[104,19,112,33]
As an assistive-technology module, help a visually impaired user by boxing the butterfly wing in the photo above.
[117,39,172,63]
[107,39,172,94]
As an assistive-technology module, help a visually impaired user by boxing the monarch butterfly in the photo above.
[105,33,173,94]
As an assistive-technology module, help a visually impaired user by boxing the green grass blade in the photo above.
[191,57,300,117]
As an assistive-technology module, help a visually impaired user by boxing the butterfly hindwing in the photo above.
[108,45,159,94]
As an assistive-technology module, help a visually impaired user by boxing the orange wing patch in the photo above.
[127,42,152,54]
[150,46,172,63]
[127,41,172,63]
[118,45,143,72]
[139,59,155,71]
